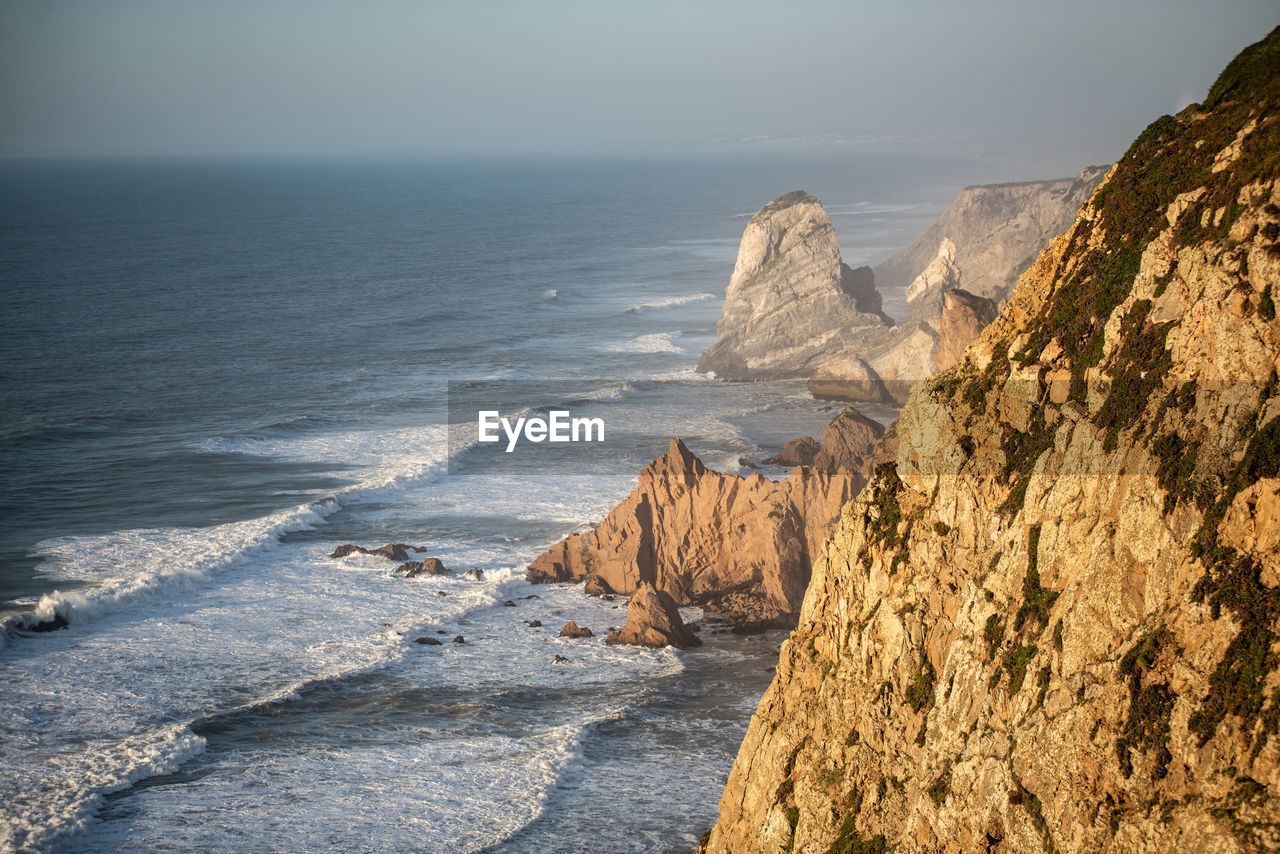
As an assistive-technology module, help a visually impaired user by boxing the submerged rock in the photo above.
[605,583,700,649]
[414,636,442,646]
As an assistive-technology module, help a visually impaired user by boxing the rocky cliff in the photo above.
[697,191,892,380]
[528,438,859,629]
[704,28,1280,854]
[698,178,1078,402]
[875,166,1109,308]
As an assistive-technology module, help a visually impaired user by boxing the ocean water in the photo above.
[0,151,994,852]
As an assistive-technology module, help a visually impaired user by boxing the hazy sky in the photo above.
[1,0,1275,171]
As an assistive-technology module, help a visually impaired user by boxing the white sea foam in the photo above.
[628,292,714,311]
[605,332,684,353]
[540,288,558,301]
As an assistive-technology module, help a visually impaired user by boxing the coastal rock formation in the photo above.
[702,169,1100,402]
[805,356,891,402]
[328,543,419,561]
[558,621,593,639]
[810,407,887,477]
[934,288,999,371]
[583,574,614,596]
[875,165,1109,306]
[762,436,821,468]
[703,31,1280,854]
[605,582,701,648]
[395,558,448,577]
[527,438,858,629]
[696,191,892,380]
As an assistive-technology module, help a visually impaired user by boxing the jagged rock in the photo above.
[558,621,593,639]
[605,582,701,649]
[527,438,858,629]
[738,457,758,469]
[697,191,892,380]
[703,36,1280,853]
[933,287,999,370]
[904,237,961,306]
[414,636,442,646]
[810,407,886,477]
[874,166,1109,306]
[328,544,365,559]
[451,635,465,644]
[553,655,569,663]
[464,568,484,581]
[583,574,614,596]
[762,436,820,467]
[395,558,449,577]
[526,620,542,628]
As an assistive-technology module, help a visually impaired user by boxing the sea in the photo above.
[0,150,1009,852]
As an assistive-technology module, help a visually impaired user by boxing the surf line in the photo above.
[477,410,605,453]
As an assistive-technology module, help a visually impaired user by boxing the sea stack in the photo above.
[696,191,891,380]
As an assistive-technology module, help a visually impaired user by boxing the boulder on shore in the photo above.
[606,583,701,649]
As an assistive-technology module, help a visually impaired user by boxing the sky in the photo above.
[1,0,1276,172]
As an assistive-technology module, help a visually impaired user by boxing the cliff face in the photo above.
[699,181,1070,403]
[876,167,1109,308]
[697,191,892,380]
[705,29,1280,854]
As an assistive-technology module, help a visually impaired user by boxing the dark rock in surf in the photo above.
[396,558,449,577]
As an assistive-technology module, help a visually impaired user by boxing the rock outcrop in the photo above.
[700,188,1044,404]
[328,543,420,561]
[934,287,999,371]
[558,621,593,639]
[703,29,1280,854]
[527,438,859,629]
[762,436,821,468]
[395,558,448,577]
[606,582,702,648]
[810,406,887,477]
[875,166,1109,307]
[696,191,892,380]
